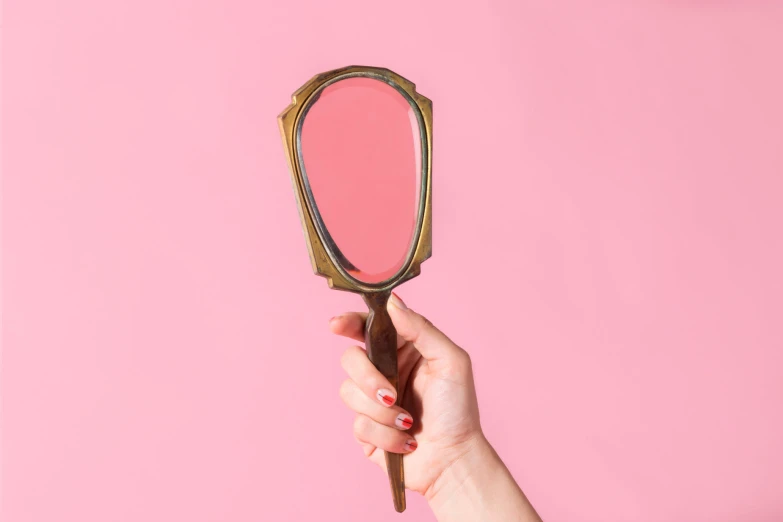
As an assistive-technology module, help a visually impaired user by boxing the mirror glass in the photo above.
[299,76,422,284]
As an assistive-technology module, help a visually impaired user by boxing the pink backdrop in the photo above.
[3,2,783,521]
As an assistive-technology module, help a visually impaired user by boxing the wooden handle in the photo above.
[363,291,406,513]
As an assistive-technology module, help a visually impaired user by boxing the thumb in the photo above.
[387,293,465,362]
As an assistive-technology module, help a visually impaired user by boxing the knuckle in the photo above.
[364,375,382,394]
[353,414,371,436]
[414,314,436,337]
[441,348,473,379]
[340,345,359,369]
[455,350,473,373]
[338,379,353,402]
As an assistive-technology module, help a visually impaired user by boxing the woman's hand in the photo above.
[330,292,483,498]
[331,293,541,521]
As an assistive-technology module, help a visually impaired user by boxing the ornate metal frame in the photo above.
[278,65,432,294]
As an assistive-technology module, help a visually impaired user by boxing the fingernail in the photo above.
[329,315,341,324]
[389,292,407,310]
[404,439,418,452]
[395,413,414,430]
[377,389,395,406]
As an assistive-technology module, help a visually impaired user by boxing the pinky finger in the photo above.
[354,436,387,470]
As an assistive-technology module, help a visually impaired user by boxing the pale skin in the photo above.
[330,292,542,522]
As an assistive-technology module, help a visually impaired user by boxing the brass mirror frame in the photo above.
[278,65,432,293]
[278,66,433,513]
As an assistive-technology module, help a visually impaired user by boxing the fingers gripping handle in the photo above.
[363,292,406,513]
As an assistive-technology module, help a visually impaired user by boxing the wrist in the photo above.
[424,433,499,510]
[425,433,541,522]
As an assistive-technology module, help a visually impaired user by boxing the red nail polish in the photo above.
[377,389,395,406]
[396,414,413,429]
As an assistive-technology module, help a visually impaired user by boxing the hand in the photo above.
[330,292,483,498]
[331,293,542,521]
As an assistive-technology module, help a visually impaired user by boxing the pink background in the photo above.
[3,2,783,521]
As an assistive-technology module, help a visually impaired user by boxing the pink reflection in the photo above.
[301,77,421,284]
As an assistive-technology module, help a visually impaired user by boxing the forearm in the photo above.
[426,435,542,522]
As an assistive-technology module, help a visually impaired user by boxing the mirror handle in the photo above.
[363,291,406,513]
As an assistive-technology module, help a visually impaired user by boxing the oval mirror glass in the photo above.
[298,76,422,284]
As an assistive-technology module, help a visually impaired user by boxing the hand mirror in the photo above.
[278,66,432,512]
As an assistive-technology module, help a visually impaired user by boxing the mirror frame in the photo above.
[278,65,432,293]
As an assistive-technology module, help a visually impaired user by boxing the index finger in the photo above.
[329,312,406,349]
